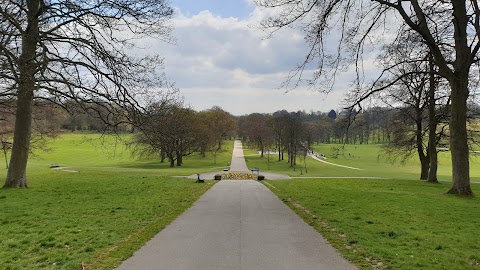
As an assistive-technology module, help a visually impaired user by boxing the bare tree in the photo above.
[130,95,197,168]
[268,111,288,161]
[203,106,237,150]
[0,0,173,188]
[196,110,221,163]
[377,34,433,180]
[256,0,480,196]
[241,113,274,158]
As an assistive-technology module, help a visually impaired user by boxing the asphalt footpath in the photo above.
[229,140,250,172]
[114,180,357,270]
[115,140,356,269]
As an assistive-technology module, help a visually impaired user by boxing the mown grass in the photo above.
[0,133,232,269]
[264,178,480,270]
[313,143,480,182]
[243,143,480,182]
[23,132,233,176]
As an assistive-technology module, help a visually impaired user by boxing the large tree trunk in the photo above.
[447,77,472,195]
[427,55,438,183]
[4,0,41,188]
[446,0,473,195]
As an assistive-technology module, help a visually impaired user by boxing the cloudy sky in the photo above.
[153,0,357,115]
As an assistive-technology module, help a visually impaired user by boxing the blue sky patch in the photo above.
[171,0,254,18]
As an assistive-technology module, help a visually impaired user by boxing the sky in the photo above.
[150,0,359,115]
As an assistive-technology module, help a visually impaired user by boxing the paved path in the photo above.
[188,140,291,180]
[229,140,250,172]
[115,180,357,270]
[189,171,291,181]
[115,140,356,269]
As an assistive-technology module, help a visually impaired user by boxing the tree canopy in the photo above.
[1,0,174,187]
[256,0,480,196]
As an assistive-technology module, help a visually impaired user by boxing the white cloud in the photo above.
[141,6,378,115]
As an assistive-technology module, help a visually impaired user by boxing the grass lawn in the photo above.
[24,132,233,176]
[0,133,232,269]
[244,143,480,182]
[2,136,479,269]
[264,178,480,270]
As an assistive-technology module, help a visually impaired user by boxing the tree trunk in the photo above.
[277,142,281,161]
[416,118,429,180]
[447,77,472,195]
[419,155,429,180]
[260,140,264,158]
[427,54,438,183]
[4,1,41,188]
[304,152,307,173]
[176,151,182,166]
[446,0,473,195]
[169,155,175,168]
[160,149,166,163]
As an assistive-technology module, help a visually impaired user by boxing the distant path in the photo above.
[114,180,357,270]
[189,140,290,180]
[309,155,364,171]
[229,140,250,172]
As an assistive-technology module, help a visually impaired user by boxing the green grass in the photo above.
[244,143,480,182]
[2,136,480,269]
[0,133,233,269]
[312,144,480,182]
[264,178,480,270]
[22,132,233,176]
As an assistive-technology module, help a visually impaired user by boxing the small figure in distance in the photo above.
[196,174,205,183]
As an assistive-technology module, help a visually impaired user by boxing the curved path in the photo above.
[309,154,364,171]
[115,142,357,270]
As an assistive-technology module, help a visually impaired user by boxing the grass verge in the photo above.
[0,133,232,269]
[264,178,480,270]
[0,170,214,270]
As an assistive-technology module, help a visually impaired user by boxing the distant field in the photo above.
[0,133,232,269]
[2,132,233,177]
[244,143,480,182]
